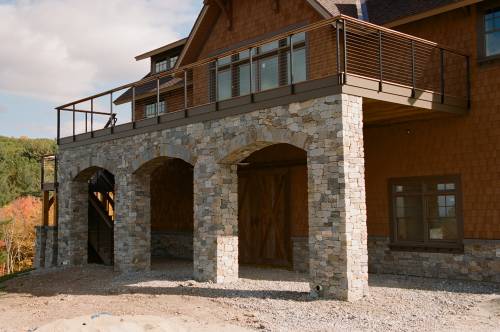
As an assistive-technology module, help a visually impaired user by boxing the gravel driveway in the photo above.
[0,260,498,331]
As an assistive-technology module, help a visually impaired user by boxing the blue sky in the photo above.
[0,0,202,138]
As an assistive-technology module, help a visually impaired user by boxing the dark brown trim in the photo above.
[388,174,464,252]
[476,2,500,63]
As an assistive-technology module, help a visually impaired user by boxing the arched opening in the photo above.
[237,143,308,275]
[71,166,116,266]
[87,169,115,265]
[135,157,194,271]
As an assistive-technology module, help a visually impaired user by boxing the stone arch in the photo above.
[59,165,116,267]
[125,154,195,272]
[131,144,195,174]
[217,126,309,164]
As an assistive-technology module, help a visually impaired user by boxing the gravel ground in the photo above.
[1,260,499,332]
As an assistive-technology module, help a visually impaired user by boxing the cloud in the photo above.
[0,0,200,104]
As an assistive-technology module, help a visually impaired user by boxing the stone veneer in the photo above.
[292,237,309,272]
[34,226,58,269]
[151,231,193,259]
[369,237,500,283]
[55,93,368,300]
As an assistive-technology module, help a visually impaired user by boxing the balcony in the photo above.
[55,15,470,147]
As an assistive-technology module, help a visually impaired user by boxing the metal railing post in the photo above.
[56,108,60,145]
[90,98,94,136]
[336,20,341,84]
[184,70,188,110]
[132,86,136,122]
[343,19,348,83]
[289,34,294,89]
[440,48,445,104]
[215,59,219,105]
[72,105,75,141]
[378,30,383,91]
[40,157,44,191]
[411,40,416,98]
[110,92,114,132]
[85,112,88,133]
[156,78,160,118]
[249,47,254,97]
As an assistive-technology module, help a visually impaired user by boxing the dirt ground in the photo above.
[0,260,499,332]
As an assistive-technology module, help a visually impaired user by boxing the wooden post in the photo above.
[52,193,58,226]
[42,191,50,227]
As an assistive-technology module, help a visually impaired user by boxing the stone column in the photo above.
[34,226,47,269]
[45,226,59,268]
[57,180,88,266]
[114,173,151,272]
[193,156,238,283]
[308,94,368,301]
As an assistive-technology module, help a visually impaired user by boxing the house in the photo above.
[36,0,499,301]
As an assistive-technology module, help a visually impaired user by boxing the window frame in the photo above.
[209,35,307,102]
[478,5,500,62]
[144,100,166,119]
[388,175,464,252]
[154,55,178,74]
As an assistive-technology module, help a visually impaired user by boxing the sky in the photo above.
[0,0,202,138]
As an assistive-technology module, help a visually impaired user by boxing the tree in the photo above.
[0,136,56,207]
[0,197,40,274]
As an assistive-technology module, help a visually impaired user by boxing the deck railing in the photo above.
[55,15,470,143]
[41,155,57,190]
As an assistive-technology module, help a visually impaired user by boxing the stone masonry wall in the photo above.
[369,237,500,283]
[292,237,309,272]
[151,231,193,260]
[34,226,58,269]
[56,93,368,300]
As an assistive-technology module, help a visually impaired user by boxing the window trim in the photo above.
[208,37,308,102]
[144,100,166,119]
[477,4,500,63]
[388,174,464,252]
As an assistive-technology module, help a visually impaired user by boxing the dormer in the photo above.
[135,38,188,74]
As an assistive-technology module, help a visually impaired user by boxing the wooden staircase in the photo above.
[88,170,115,265]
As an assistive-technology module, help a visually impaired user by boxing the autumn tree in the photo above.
[0,197,40,274]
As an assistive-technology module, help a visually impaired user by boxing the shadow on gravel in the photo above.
[1,263,498,300]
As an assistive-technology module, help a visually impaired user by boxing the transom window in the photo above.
[484,9,500,57]
[389,175,463,250]
[145,101,165,118]
[210,32,307,102]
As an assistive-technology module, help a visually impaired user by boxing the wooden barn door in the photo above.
[238,167,291,267]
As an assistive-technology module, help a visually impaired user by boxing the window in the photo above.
[484,9,500,58]
[155,55,178,73]
[155,60,168,73]
[209,33,307,101]
[389,175,463,250]
[144,101,165,118]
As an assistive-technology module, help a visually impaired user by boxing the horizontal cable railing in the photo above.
[55,15,470,143]
[41,155,56,190]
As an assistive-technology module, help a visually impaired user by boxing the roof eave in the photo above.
[384,0,483,28]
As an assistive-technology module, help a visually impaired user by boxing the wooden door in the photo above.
[238,167,291,267]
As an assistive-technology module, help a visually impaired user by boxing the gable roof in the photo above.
[135,38,188,61]
[175,0,361,68]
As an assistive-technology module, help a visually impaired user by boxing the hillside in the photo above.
[0,136,56,207]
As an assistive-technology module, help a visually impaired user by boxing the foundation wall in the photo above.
[151,231,193,260]
[368,237,500,283]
